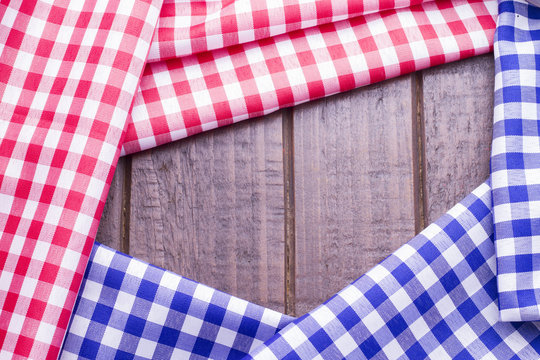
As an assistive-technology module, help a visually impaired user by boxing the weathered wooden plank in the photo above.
[293,76,417,315]
[95,157,127,251]
[422,55,494,223]
[129,113,286,311]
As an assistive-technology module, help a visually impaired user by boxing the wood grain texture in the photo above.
[293,76,417,315]
[95,157,126,251]
[129,113,286,311]
[92,55,495,318]
[422,55,494,223]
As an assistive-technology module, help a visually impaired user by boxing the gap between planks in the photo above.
[282,108,296,316]
[121,156,132,255]
[412,72,428,234]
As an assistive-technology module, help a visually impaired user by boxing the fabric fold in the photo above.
[60,242,293,359]
[122,0,497,155]
[148,0,431,63]
[492,0,540,321]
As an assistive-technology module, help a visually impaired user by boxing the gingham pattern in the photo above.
[148,0,430,63]
[0,0,509,358]
[492,0,540,321]
[0,1,161,358]
[245,181,540,359]
[60,242,294,360]
[122,0,498,155]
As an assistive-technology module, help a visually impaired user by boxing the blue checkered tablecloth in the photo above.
[60,244,293,359]
[492,0,540,321]
[246,182,540,359]
[62,181,540,359]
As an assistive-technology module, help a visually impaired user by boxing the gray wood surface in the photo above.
[95,157,126,251]
[293,75,417,315]
[129,113,286,312]
[96,55,495,316]
[422,55,494,222]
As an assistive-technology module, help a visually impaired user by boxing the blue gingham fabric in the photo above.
[61,180,540,359]
[60,243,294,359]
[245,181,540,359]
[492,0,540,321]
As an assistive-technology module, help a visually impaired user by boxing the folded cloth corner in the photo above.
[60,242,294,359]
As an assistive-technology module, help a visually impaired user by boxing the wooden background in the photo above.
[96,55,494,317]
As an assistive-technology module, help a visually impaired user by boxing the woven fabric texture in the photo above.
[492,0,540,321]
[0,1,161,358]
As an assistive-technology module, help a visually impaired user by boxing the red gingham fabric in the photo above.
[0,1,161,358]
[148,0,431,63]
[122,0,497,155]
[0,0,498,358]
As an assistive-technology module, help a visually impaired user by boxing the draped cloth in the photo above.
[61,182,540,359]
[0,1,162,358]
[245,182,540,359]
[492,0,540,321]
[61,243,294,359]
[123,0,497,154]
[7,0,540,358]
